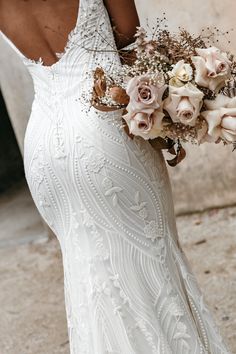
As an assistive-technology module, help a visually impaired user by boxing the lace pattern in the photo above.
[19,0,233,353]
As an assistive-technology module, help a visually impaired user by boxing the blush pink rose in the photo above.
[123,109,165,140]
[164,83,204,126]
[201,95,236,143]
[192,47,231,92]
[126,75,167,113]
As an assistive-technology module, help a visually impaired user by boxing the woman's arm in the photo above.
[103,0,140,49]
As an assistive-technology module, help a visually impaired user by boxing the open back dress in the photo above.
[0,0,231,353]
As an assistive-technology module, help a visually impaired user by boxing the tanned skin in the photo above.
[0,0,140,66]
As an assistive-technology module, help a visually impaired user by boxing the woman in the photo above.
[0,0,231,353]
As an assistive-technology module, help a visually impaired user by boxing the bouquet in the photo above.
[92,19,236,166]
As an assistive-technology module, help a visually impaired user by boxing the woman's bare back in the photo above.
[0,0,139,66]
[0,0,80,66]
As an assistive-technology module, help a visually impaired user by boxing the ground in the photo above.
[0,182,235,354]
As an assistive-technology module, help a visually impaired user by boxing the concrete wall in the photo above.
[136,0,236,55]
[0,1,236,214]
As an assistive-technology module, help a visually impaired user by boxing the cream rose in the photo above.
[123,109,165,140]
[201,94,236,143]
[164,83,204,126]
[192,47,231,92]
[169,60,193,86]
[126,74,167,113]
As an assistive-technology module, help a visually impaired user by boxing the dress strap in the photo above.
[78,0,103,19]
[74,0,82,27]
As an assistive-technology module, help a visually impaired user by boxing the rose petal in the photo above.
[177,97,194,114]
[204,95,232,110]
[205,54,217,78]
[152,110,165,130]
[208,75,228,92]
[216,60,228,75]
[225,97,236,109]
[177,97,195,124]
[192,56,209,88]
[126,102,154,115]
[221,116,236,130]
[221,129,236,142]
[201,110,222,139]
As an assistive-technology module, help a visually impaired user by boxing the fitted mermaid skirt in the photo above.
[23,101,230,353]
[1,0,231,352]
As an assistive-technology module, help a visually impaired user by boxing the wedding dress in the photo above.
[0,0,231,353]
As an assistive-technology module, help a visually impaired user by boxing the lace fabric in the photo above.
[1,0,232,353]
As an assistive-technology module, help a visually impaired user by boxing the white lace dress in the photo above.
[0,0,232,353]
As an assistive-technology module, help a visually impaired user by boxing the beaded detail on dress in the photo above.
[1,0,231,353]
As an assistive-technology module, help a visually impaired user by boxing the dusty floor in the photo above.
[0,181,47,248]
[0,183,235,354]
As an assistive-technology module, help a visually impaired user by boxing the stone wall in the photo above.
[0,1,236,213]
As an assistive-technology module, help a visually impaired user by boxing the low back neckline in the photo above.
[0,0,82,70]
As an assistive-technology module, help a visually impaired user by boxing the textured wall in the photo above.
[136,0,236,54]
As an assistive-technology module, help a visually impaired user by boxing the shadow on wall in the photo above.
[0,91,25,193]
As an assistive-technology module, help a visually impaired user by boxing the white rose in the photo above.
[192,47,231,92]
[164,83,204,126]
[201,94,236,143]
[123,109,165,140]
[169,60,193,86]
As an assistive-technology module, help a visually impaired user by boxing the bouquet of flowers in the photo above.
[92,20,236,166]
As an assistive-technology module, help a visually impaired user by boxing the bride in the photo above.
[0,0,231,353]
